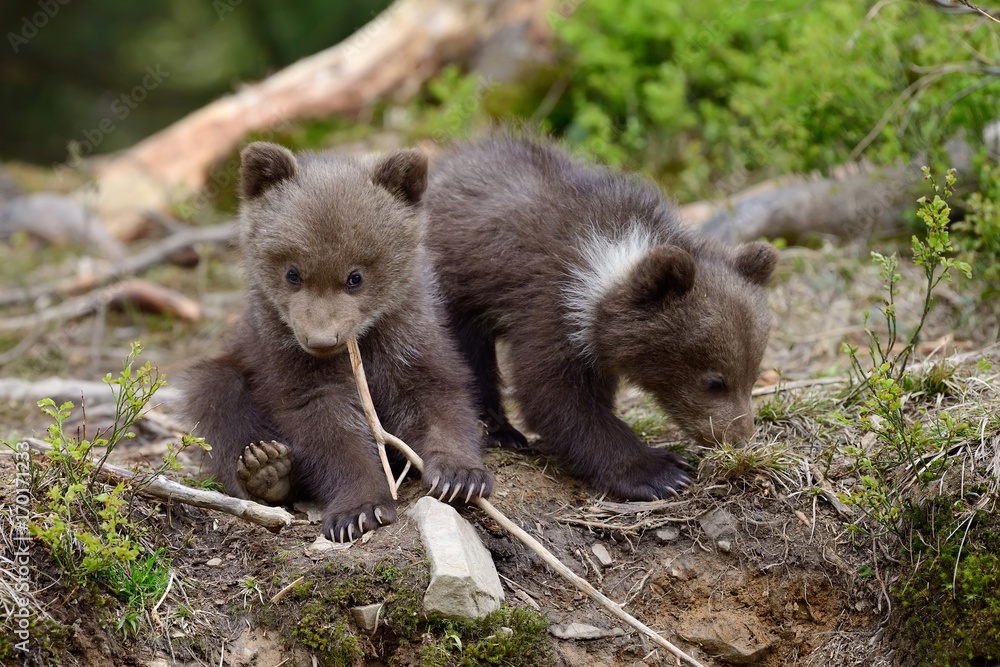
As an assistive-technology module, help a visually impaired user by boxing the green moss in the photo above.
[891,503,1000,665]
[294,603,363,667]
[420,606,554,667]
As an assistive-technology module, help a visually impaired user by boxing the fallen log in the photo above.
[686,166,922,244]
[91,0,555,238]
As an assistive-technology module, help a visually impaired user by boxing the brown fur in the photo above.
[182,142,493,540]
[424,136,778,500]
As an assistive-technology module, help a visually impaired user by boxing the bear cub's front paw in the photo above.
[423,456,494,504]
[608,448,691,501]
[237,440,293,503]
[323,497,398,543]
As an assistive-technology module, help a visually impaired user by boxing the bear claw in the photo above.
[323,500,397,543]
[237,440,293,503]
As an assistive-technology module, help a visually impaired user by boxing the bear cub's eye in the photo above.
[706,376,726,393]
[346,271,363,289]
[286,267,303,286]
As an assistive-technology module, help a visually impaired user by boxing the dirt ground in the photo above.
[2,234,997,666]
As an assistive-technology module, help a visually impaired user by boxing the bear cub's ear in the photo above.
[628,245,696,308]
[733,242,779,286]
[240,142,297,200]
[371,149,428,205]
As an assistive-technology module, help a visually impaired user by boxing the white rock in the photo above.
[408,496,504,620]
[205,558,222,567]
[591,543,613,567]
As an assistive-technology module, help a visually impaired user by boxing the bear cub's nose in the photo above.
[306,334,341,356]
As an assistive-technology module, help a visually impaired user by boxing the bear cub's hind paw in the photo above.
[323,500,398,543]
[485,425,530,451]
[237,440,293,503]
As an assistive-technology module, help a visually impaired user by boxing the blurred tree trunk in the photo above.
[92,0,556,239]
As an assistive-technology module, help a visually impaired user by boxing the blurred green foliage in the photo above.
[546,0,999,200]
[3,0,999,209]
[0,0,391,163]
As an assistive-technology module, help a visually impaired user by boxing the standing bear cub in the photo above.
[183,142,493,541]
[424,136,778,501]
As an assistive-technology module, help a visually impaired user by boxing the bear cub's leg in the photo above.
[449,313,529,450]
[237,440,293,503]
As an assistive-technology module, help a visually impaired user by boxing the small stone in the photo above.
[550,623,624,640]
[655,527,680,543]
[699,507,737,543]
[591,543,613,567]
[205,558,222,567]
[717,539,732,553]
[309,534,351,552]
[499,626,513,637]
[350,603,383,632]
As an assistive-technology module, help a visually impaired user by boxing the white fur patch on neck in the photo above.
[563,222,657,359]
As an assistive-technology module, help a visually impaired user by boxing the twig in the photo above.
[346,337,706,667]
[925,0,1000,22]
[150,569,176,627]
[347,337,397,500]
[270,576,305,604]
[25,438,293,532]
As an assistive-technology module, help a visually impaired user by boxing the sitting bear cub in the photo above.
[424,136,778,501]
[183,142,493,541]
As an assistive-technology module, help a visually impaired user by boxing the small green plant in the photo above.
[26,343,206,639]
[701,440,802,490]
[839,169,972,538]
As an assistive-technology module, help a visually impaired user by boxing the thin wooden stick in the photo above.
[25,438,293,532]
[346,337,706,667]
[347,337,398,500]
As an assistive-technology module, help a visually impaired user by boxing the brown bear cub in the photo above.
[424,136,778,501]
[183,142,493,541]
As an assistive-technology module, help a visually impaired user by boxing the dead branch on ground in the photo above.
[25,438,293,532]
[0,279,200,332]
[0,220,235,307]
[346,337,707,667]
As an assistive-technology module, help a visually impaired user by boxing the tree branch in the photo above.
[25,438,293,532]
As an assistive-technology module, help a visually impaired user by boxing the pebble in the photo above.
[591,543,613,567]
